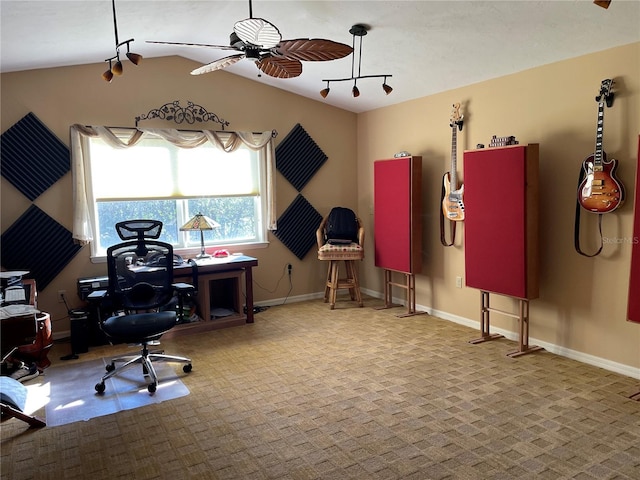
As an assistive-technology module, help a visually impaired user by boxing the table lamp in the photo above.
[180,213,220,259]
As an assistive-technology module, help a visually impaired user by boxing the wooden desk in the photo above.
[171,255,258,336]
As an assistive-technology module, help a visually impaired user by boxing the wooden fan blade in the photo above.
[147,40,238,51]
[274,39,353,62]
[190,54,245,75]
[257,57,303,79]
[593,0,611,8]
[234,18,281,48]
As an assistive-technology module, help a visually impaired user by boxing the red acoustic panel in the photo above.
[464,145,539,299]
[628,136,640,323]
[374,157,422,274]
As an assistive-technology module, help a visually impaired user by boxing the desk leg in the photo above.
[245,266,254,323]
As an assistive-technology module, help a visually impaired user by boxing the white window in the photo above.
[72,127,276,258]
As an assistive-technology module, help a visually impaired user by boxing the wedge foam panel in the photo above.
[273,194,322,260]
[1,205,82,290]
[275,124,327,192]
[1,112,70,201]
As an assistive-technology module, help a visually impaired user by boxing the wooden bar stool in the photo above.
[317,210,364,309]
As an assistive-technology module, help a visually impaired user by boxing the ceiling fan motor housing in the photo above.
[230,32,245,49]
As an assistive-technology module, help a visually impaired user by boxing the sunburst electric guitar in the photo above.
[442,103,465,221]
[578,79,624,213]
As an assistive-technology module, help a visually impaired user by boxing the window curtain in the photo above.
[70,125,277,246]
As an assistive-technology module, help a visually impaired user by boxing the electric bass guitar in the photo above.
[578,79,624,213]
[442,103,465,221]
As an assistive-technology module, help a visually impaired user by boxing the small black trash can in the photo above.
[69,309,90,354]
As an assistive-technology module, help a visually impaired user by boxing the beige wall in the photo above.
[357,42,640,371]
[2,44,639,373]
[1,56,357,333]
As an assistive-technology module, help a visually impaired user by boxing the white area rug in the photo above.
[24,357,190,427]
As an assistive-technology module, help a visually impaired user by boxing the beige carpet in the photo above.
[1,297,639,479]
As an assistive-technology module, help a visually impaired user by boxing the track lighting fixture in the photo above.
[101,0,142,82]
[319,24,393,99]
[320,81,330,98]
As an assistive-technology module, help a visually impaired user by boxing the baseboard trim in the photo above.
[359,287,640,380]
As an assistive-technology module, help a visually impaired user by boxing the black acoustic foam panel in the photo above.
[1,112,70,201]
[275,123,327,192]
[1,205,83,291]
[273,194,322,260]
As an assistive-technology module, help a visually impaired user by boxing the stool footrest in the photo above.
[323,259,363,309]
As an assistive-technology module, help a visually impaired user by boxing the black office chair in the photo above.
[94,220,193,394]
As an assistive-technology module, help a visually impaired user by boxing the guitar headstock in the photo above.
[596,79,614,107]
[450,103,464,131]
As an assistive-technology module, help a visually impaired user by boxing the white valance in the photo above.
[70,125,277,246]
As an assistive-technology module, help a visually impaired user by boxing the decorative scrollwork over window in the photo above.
[135,100,230,129]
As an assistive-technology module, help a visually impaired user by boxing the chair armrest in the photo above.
[87,290,108,301]
[357,224,365,246]
[316,215,328,250]
[172,282,195,294]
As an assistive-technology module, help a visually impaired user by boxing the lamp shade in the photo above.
[180,213,220,231]
[180,213,220,259]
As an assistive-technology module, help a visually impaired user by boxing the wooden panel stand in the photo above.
[375,269,426,317]
[469,291,543,357]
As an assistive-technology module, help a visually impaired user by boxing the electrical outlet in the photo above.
[287,263,293,275]
[57,290,67,303]
[455,276,462,288]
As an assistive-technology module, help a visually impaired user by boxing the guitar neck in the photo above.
[594,101,605,167]
[450,124,458,188]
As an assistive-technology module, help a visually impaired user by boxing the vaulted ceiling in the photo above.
[1,1,639,113]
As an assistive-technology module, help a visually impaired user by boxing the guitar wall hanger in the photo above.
[596,81,615,108]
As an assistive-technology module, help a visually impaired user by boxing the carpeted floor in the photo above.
[1,297,639,479]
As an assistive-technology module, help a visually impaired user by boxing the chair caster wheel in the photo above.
[148,383,157,393]
[95,382,106,393]
[183,364,192,373]
[105,362,116,372]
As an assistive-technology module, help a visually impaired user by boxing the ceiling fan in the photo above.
[147,0,353,79]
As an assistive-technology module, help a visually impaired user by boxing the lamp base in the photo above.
[195,252,211,259]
